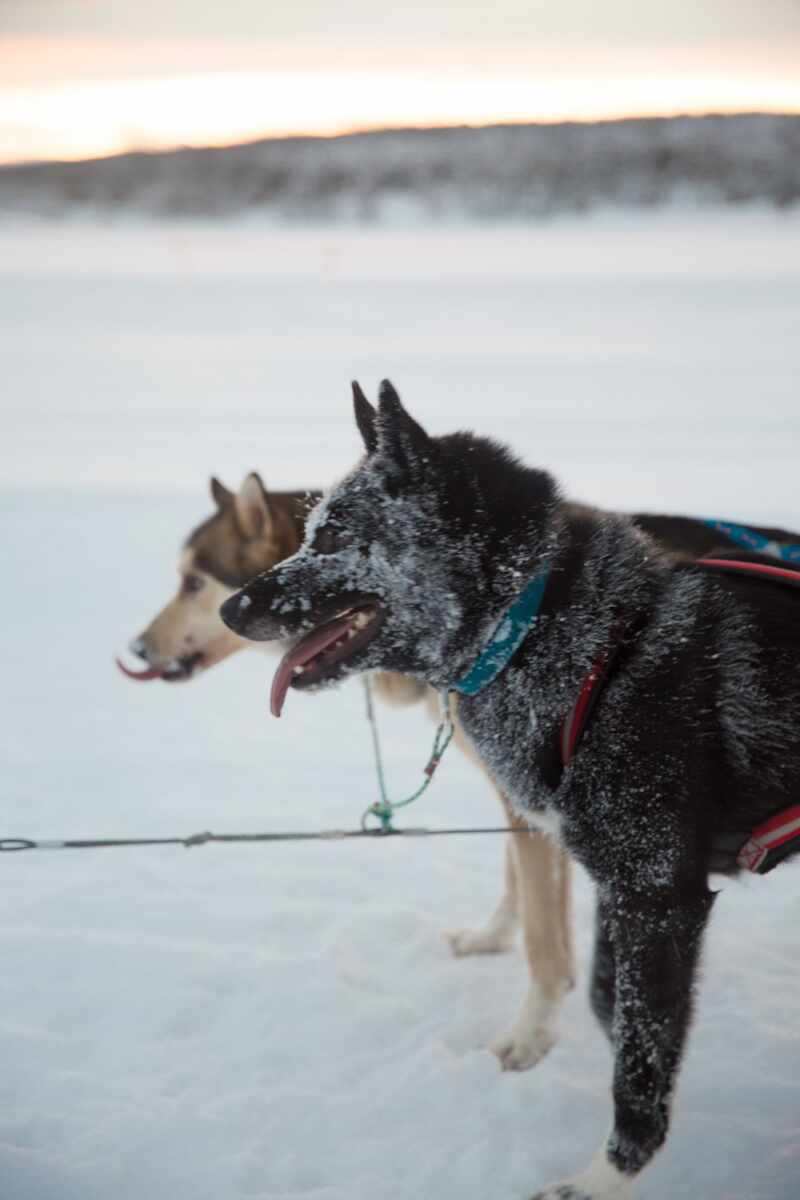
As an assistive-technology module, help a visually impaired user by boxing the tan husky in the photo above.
[122,471,573,1070]
[123,469,793,1072]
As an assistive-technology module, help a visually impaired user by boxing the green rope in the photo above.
[361,675,456,833]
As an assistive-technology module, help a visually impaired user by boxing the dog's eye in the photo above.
[313,526,348,555]
[181,573,205,594]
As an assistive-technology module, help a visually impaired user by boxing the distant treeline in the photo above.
[1,114,798,220]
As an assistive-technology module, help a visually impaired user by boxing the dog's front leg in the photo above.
[588,896,616,1043]
[530,886,714,1199]
[491,820,574,1071]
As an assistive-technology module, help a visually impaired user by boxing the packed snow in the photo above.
[1,209,799,1199]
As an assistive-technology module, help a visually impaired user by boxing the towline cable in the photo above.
[0,827,530,854]
[0,678,512,854]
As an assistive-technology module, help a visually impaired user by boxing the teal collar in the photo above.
[451,566,551,697]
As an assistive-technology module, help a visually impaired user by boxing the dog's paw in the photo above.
[530,1183,629,1200]
[491,1022,556,1071]
[530,1187,589,1200]
[530,1156,633,1200]
[445,926,514,957]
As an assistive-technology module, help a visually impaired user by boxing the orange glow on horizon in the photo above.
[2,36,799,165]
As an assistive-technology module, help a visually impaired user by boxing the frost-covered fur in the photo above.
[223,382,800,1197]
[130,467,796,1079]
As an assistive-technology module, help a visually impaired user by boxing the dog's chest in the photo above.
[521,803,564,840]
[459,680,568,828]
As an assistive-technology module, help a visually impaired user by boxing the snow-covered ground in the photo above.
[1,209,799,1200]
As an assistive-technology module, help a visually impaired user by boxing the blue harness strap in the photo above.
[452,567,551,696]
[451,520,800,698]
[703,519,800,565]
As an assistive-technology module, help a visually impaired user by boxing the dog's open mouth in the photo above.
[271,603,383,717]
[116,652,205,683]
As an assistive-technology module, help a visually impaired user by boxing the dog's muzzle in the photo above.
[219,589,273,640]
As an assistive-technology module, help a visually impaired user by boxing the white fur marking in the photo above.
[446,890,517,958]
[533,1148,633,1199]
[491,978,564,1071]
[526,807,563,840]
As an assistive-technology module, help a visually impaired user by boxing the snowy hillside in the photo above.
[1,211,799,1199]
[1,114,798,221]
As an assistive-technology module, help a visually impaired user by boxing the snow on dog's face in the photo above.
[221,380,558,717]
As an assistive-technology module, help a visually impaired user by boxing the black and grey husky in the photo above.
[221,382,800,1199]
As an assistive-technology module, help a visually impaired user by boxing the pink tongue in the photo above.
[115,656,163,681]
[270,614,354,718]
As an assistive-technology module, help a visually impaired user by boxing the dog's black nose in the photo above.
[219,592,251,634]
[129,635,149,661]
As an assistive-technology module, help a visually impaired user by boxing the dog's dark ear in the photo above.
[376,379,431,474]
[234,472,273,540]
[352,381,378,454]
[210,476,233,509]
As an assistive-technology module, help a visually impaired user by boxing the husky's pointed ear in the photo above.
[376,379,431,472]
[234,472,273,540]
[210,476,233,509]
[352,380,378,454]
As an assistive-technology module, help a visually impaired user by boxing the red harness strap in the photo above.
[560,648,613,767]
[698,558,800,589]
[559,555,800,874]
[737,807,800,873]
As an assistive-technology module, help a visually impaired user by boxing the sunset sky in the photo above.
[2,1,799,164]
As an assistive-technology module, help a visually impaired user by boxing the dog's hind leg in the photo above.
[530,886,714,1199]
[444,703,521,957]
[446,834,519,956]
[492,804,575,1072]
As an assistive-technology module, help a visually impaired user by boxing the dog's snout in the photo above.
[129,635,149,661]
[219,591,251,634]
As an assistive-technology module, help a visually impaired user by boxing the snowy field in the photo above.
[1,209,799,1200]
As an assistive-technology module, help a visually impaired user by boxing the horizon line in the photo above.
[3,107,798,169]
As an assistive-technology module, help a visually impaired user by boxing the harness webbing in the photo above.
[452,568,551,696]
[696,557,800,589]
[703,519,800,565]
[737,806,800,874]
[560,648,612,767]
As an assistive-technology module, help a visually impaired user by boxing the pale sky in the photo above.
[1,1,799,163]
